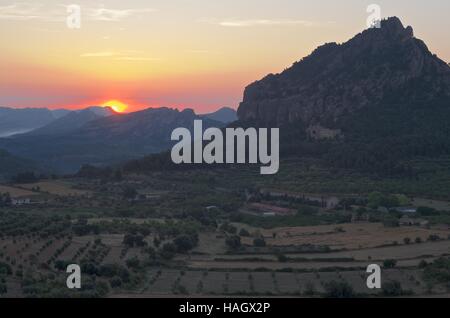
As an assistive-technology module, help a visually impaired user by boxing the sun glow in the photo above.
[102,100,128,113]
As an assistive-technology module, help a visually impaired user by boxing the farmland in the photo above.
[2,163,450,298]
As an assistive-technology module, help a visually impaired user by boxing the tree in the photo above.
[125,257,140,270]
[368,192,400,209]
[123,234,146,247]
[95,281,110,297]
[173,235,197,253]
[383,259,397,268]
[403,237,411,245]
[220,222,237,234]
[382,280,403,296]
[324,281,355,298]
[253,237,266,247]
[417,206,439,216]
[109,276,122,288]
[397,194,410,206]
[153,236,161,248]
[160,242,177,259]
[239,228,250,237]
[225,235,241,250]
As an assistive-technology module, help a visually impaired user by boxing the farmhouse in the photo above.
[11,197,31,206]
[396,207,417,214]
[399,216,429,227]
[248,202,296,217]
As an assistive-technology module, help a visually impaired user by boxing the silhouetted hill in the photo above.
[0,149,35,179]
[0,107,224,173]
[27,107,116,136]
[0,107,68,137]
[201,107,237,124]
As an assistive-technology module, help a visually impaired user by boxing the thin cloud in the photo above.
[200,17,333,28]
[80,52,117,58]
[80,51,160,62]
[114,57,161,62]
[0,3,156,22]
[88,7,157,22]
[0,3,62,21]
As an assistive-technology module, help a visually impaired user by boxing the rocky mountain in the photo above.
[238,17,450,128]
[0,107,69,137]
[201,107,237,124]
[237,17,450,175]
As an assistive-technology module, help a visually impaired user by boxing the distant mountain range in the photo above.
[27,106,116,136]
[201,107,238,124]
[0,107,70,137]
[0,106,233,174]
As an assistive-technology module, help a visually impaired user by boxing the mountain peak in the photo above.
[237,16,449,126]
[362,16,414,41]
[201,107,237,124]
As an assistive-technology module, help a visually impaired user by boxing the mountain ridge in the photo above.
[237,17,450,128]
[0,107,224,173]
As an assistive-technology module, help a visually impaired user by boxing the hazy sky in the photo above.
[1,0,449,112]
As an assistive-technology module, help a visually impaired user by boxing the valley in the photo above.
[2,159,450,297]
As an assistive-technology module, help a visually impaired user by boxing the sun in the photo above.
[101,100,128,113]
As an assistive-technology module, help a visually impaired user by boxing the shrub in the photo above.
[383,259,397,268]
[239,228,250,237]
[324,281,355,298]
[253,237,266,247]
[382,280,404,296]
[225,235,241,250]
[109,276,122,288]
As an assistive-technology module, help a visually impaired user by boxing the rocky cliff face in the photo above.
[237,17,450,128]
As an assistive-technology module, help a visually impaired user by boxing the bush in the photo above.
[0,262,12,275]
[324,281,355,298]
[125,257,140,270]
[418,260,428,269]
[160,242,177,259]
[95,281,110,296]
[109,276,122,288]
[382,280,404,296]
[225,235,241,250]
[253,237,266,247]
[239,228,250,237]
[383,259,397,268]
[173,234,198,253]
[417,206,439,216]
[220,223,237,234]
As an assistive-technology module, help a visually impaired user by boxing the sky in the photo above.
[0,0,449,113]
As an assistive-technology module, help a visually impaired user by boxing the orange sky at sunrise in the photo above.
[1,0,449,113]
